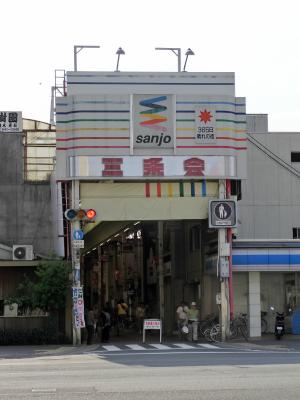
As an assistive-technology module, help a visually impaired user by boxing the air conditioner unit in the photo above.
[4,303,18,317]
[12,245,34,261]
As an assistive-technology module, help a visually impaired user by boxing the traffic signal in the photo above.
[64,208,97,222]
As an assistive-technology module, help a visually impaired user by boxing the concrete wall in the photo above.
[0,133,53,256]
[238,131,300,239]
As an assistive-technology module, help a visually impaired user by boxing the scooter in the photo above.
[271,307,285,340]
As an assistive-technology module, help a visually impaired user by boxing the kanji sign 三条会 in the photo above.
[70,155,236,179]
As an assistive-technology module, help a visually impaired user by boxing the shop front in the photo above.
[54,71,247,342]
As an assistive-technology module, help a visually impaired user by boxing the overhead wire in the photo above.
[247,134,300,179]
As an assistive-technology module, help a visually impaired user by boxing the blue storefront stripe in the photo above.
[233,253,300,266]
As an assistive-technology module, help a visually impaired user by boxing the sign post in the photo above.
[142,319,162,343]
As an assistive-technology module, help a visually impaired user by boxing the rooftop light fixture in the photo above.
[115,47,125,72]
[183,48,195,72]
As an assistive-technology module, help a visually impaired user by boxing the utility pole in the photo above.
[71,180,81,346]
[158,221,165,327]
[218,180,230,341]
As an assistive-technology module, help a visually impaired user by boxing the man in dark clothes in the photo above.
[100,306,111,343]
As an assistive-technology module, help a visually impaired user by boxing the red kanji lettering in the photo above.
[143,158,164,176]
[184,158,205,176]
[102,158,123,176]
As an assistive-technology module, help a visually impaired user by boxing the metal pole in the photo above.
[177,49,181,72]
[158,221,164,328]
[71,180,81,346]
[74,46,78,72]
[218,180,230,341]
[226,180,234,320]
[73,45,100,72]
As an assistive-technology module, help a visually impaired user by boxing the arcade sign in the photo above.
[70,155,236,179]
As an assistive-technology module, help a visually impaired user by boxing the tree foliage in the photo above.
[7,260,71,312]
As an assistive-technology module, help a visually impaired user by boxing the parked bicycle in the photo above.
[209,313,248,343]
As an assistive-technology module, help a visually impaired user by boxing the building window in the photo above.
[291,153,300,163]
[293,228,300,239]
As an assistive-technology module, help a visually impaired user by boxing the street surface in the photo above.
[1,339,300,399]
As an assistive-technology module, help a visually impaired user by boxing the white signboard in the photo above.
[70,155,236,179]
[144,319,161,330]
[195,106,217,144]
[143,319,162,343]
[72,286,85,328]
[132,95,174,149]
[0,111,22,132]
[72,240,84,248]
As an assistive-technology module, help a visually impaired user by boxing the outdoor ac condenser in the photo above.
[12,245,34,261]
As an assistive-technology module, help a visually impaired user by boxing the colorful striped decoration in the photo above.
[144,181,207,198]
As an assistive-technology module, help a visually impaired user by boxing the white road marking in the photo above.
[173,343,196,349]
[149,344,171,350]
[198,343,220,349]
[126,344,146,351]
[102,345,121,351]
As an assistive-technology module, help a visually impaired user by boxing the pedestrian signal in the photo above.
[64,208,97,221]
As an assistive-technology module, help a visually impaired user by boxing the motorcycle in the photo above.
[270,307,285,340]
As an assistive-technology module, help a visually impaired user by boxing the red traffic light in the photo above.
[86,209,96,220]
[64,208,96,221]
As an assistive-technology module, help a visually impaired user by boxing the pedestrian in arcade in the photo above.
[136,302,146,334]
[187,301,200,341]
[100,306,111,343]
[116,299,128,335]
[176,301,189,339]
[85,307,95,345]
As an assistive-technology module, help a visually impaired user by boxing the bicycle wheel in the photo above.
[210,324,221,343]
[204,328,213,342]
[239,325,248,341]
[229,321,238,339]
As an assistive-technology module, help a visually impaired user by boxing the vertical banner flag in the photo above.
[195,106,217,144]
[72,286,85,328]
[133,95,174,148]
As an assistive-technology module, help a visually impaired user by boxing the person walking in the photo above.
[176,301,189,339]
[100,306,111,343]
[85,307,95,345]
[136,302,146,334]
[187,301,200,341]
[116,299,128,335]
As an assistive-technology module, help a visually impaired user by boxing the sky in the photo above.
[1,0,300,131]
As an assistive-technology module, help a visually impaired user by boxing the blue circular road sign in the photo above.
[73,229,84,240]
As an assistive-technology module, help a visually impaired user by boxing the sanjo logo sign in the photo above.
[133,95,174,149]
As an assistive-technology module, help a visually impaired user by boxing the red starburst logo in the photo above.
[199,109,213,124]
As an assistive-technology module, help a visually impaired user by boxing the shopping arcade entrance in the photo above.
[80,180,220,336]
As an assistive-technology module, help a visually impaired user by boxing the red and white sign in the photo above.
[195,107,217,144]
[70,155,236,179]
[143,319,161,330]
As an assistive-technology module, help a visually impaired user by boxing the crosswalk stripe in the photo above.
[126,344,146,351]
[102,345,121,351]
[198,343,219,349]
[149,344,171,350]
[173,343,196,349]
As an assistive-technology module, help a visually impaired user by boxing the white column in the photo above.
[248,271,261,337]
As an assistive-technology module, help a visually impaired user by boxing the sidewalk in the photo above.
[226,334,300,351]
